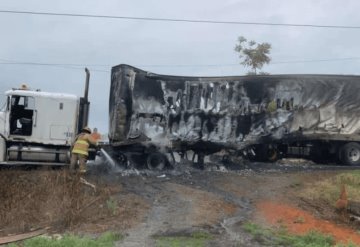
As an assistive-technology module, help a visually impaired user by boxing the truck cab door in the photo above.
[9,95,35,137]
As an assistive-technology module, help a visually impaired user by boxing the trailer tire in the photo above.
[340,142,360,166]
[252,145,279,162]
[115,152,129,168]
[147,153,166,170]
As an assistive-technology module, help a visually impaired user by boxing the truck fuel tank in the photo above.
[7,145,69,163]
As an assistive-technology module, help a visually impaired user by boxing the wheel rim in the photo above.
[150,156,161,167]
[348,148,360,162]
[115,153,128,166]
[147,154,165,170]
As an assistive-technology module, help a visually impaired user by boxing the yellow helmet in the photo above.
[82,126,92,134]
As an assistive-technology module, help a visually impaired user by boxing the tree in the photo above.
[234,36,271,75]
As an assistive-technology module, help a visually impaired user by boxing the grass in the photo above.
[154,231,212,247]
[289,180,303,188]
[242,222,358,247]
[7,232,123,247]
[300,170,360,204]
[106,197,118,216]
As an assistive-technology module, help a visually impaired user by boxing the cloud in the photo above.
[1,0,360,132]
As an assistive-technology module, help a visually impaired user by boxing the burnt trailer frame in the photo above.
[109,64,360,168]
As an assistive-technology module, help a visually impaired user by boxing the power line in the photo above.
[271,57,360,64]
[139,57,360,67]
[0,57,359,72]
[0,58,109,67]
[0,60,110,73]
[0,9,359,29]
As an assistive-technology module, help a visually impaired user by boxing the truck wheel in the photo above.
[147,153,166,170]
[340,142,360,166]
[114,152,130,168]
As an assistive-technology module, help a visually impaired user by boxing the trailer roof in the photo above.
[112,64,360,81]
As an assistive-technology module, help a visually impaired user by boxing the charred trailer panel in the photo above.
[109,65,171,169]
[109,65,262,149]
[242,75,360,165]
[109,64,360,166]
[109,64,259,168]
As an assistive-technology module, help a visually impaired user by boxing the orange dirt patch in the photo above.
[256,201,360,245]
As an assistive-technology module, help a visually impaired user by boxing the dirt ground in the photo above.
[1,160,360,246]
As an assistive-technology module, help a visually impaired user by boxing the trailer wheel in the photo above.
[250,144,279,162]
[115,152,129,168]
[147,153,166,170]
[112,152,131,169]
[340,142,360,166]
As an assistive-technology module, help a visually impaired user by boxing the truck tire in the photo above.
[115,152,129,168]
[147,153,167,170]
[340,142,360,166]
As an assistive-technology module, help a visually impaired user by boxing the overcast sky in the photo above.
[1,0,360,133]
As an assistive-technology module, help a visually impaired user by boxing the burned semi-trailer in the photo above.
[108,64,360,167]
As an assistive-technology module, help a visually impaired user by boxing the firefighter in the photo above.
[90,127,101,142]
[70,126,98,173]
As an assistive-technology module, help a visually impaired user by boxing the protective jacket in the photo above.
[71,133,97,156]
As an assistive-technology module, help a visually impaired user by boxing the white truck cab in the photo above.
[3,88,79,143]
[0,69,90,165]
